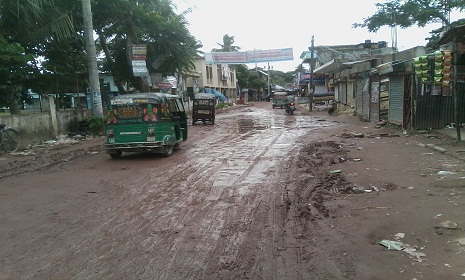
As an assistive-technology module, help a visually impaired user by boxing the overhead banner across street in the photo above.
[205,48,294,64]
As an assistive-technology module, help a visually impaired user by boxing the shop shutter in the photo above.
[389,76,404,125]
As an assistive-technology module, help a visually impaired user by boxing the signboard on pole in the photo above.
[132,45,148,77]
[132,60,148,77]
[132,45,147,60]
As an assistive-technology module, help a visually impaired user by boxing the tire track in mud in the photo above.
[146,124,297,279]
[125,112,329,279]
[53,111,302,279]
[1,107,348,280]
[277,139,364,279]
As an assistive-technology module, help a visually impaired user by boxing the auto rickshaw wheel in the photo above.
[211,119,215,125]
[163,145,174,157]
[109,150,122,159]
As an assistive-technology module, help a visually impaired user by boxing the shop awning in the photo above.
[434,24,465,47]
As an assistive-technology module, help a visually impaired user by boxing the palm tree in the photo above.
[212,34,241,52]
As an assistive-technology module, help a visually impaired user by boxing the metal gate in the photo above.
[338,82,347,105]
[414,80,465,129]
[355,77,370,121]
[355,78,363,116]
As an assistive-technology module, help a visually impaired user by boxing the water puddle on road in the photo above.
[187,110,341,193]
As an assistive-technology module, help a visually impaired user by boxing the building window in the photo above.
[206,65,213,83]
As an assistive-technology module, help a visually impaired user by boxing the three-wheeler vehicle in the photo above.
[271,91,287,108]
[192,93,216,125]
[104,92,188,158]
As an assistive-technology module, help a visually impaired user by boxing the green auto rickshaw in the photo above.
[104,92,188,158]
[272,91,287,108]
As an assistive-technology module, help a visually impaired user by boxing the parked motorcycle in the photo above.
[285,102,296,115]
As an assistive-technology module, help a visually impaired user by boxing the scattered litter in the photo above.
[339,132,364,138]
[394,233,405,239]
[461,272,465,277]
[438,170,456,175]
[408,186,415,190]
[351,186,367,194]
[378,240,404,251]
[378,240,426,260]
[329,169,342,174]
[403,247,426,259]
[456,238,465,246]
[425,134,439,139]
[353,206,391,210]
[352,158,362,162]
[426,144,447,153]
[435,221,458,230]
[445,264,452,268]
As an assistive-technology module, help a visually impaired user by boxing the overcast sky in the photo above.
[172,0,464,72]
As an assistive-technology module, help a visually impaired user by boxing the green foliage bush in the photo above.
[80,116,105,136]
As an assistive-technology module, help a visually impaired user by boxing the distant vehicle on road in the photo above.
[272,91,287,109]
[192,93,216,125]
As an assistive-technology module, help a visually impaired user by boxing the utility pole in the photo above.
[81,0,103,117]
[452,33,462,141]
[308,35,315,112]
[267,62,271,99]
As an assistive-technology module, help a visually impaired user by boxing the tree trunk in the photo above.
[97,29,127,94]
[7,97,21,115]
[81,0,103,117]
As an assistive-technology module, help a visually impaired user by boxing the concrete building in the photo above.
[180,57,238,102]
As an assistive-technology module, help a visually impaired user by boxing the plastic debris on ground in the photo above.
[437,170,456,175]
[435,221,459,229]
[378,240,426,261]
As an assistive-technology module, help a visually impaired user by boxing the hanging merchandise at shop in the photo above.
[413,50,452,96]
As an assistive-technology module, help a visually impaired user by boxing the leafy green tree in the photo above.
[0,0,75,113]
[247,71,267,92]
[426,18,465,50]
[353,0,465,32]
[212,34,241,52]
[0,38,36,113]
[295,64,307,73]
[91,0,201,93]
[235,65,250,90]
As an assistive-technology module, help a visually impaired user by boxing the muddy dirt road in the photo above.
[1,102,464,280]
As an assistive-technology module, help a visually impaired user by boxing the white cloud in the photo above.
[173,0,464,72]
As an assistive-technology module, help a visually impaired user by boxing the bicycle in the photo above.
[0,124,20,152]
